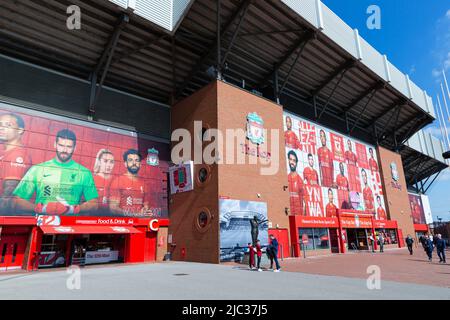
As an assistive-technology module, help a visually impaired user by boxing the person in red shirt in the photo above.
[110,149,154,217]
[93,149,115,214]
[247,242,255,270]
[303,153,319,185]
[336,162,350,208]
[0,113,31,214]
[368,148,378,172]
[361,169,375,213]
[376,195,387,220]
[287,150,304,215]
[255,240,263,272]
[336,162,349,191]
[317,130,334,187]
[344,139,358,166]
[325,188,338,218]
[284,116,300,149]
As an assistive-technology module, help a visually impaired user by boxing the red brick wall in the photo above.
[169,81,291,263]
[169,82,219,263]
[377,147,415,241]
[217,82,291,232]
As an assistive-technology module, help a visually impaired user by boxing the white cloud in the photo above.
[446,9,450,19]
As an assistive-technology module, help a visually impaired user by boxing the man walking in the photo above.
[378,233,384,253]
[424,235,434,262]
[269,234,281,272]
[368,234,375,253]
[405,234,414,255]
[435,234,446,264]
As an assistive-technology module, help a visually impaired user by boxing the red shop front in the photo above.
[0,216,168,271]
[289,210,401,257]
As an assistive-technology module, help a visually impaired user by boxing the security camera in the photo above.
[443,151,450,159]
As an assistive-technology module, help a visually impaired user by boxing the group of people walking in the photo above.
[417,234,447,263]
[247,234,281,272]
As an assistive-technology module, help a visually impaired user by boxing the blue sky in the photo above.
[321,0,450,221]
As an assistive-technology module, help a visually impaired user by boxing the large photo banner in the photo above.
[0,104,169,218]
[219,199,268,262]
[408,193,426,225]
[284,112,387,220]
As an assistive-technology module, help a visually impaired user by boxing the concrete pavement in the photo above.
[0,260,449,300]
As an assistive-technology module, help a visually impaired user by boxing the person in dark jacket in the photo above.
[435,234,447,264]
[424,235,434,262]
[269,234,281,272]
[419,235,427,251]
[266,244,274,270]
[405,235,414,255]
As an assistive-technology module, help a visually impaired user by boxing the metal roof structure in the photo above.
[0,0,447,186]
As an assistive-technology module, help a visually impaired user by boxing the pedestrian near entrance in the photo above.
[378,233,384,253]
[405,235,414,255]
[435,234,447,264]
[269,234,281,272]
[247,243,255,270]
[368,234,375,253]
[255,240,263,271]
[424,235,434,262]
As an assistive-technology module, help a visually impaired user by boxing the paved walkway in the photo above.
[275,247,450,288]
[0,248,449,300]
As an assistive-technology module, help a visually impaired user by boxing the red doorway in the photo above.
[0,234,28,271]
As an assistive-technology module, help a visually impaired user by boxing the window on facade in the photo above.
[299,228,330,250]
[198,168,208,183]
[198,211,209,228]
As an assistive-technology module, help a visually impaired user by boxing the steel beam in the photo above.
[348,86,381,133]
[341,82,384,115]
[372,99,407,124]
[176,0,254,98]
[399,115,429,145]
[424,171,441,193]
[220,0,253,69]
[316,68,350,120]
[278,39,310,95]
[238,29,305,38]
[377,105,402,141]
[258,31,316,88]
[89,14,129,117]
[111,34,169,65]
[310,60,355,97]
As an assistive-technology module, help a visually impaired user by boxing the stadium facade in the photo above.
[0,0,448,270]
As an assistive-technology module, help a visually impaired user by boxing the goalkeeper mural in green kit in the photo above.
[13,129,98,215]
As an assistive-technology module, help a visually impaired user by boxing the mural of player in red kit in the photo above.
[0,105,169,218]
[284,112,386,220]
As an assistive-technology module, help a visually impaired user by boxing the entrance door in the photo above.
[329,229,340,253]
[346,229,358,250]
[0,235,28,271]
[70,238,87,266]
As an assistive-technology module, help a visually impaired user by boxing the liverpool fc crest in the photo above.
[246,112,264,145]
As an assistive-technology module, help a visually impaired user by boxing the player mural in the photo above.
[219,199,268,262]
[283,112,387,220]
[0,104,169,218]
[408,193,426,225]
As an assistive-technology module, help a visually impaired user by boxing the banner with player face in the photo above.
[0,103,169,218]
[283,112,387,220]
[408,193,426,225]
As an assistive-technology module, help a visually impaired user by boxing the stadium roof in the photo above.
[0,0,447,184]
